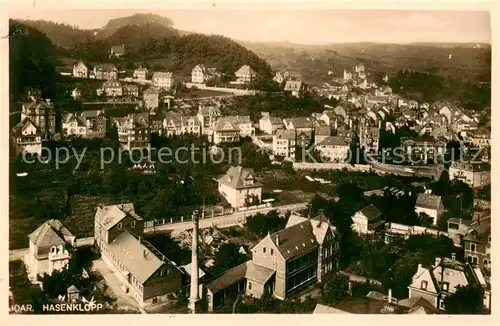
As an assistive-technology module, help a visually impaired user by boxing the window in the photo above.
[118,222,122,229]
[131,220,136,228]
[248,282,252,290]
[270,249,274,255]
[470,243,476,252]
[421,281,428,290]
[442,282,449,292]
[263,247,266,254]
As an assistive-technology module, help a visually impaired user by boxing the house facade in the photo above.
[143,87,160,110]
[351,204,384,235]
[316,136,350,162]
[94,64,118,80]
[113,113,150,149]
[234,65,257,84]
[72,61,89,78]
[21,99,57,138]
[197,105,223,136]
[259,113,283,135]
[284,80,305,98]
[401,137,446,162]
[24,219,75,283]
[463,217,491,270]
[213,119,240,144]
[408,256,490,311]
[133,67,148,81]
[103,80,123,97]
[123,84,139,97]
[11,118,43,155]
[217,166,262,208]
[272,129,296,159]
[152,72,175,90]
[414,190,444,225]
[205,214,340,311]
[448,162,490,189]
[94,203,184,307]
[191,64,218,84]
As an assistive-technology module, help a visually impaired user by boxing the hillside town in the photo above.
[9,13,491,316]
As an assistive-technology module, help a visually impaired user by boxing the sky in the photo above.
[10,9,491,44]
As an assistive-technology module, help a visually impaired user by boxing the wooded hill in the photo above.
[15,14,273,78]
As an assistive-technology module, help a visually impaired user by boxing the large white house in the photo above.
[11,117,43,155]
[217,166,263,209]
[152,72,175,90]
[24,220,75,283]
[351,204,384,235]
[315,136,350,162]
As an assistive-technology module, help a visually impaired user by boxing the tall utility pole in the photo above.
[188,209,200,314]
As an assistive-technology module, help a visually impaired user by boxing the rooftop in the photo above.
[415,193,442,210]
[269,220,318,260]
[95,203,142,231]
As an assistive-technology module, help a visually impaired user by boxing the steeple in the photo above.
[188,209,201,313]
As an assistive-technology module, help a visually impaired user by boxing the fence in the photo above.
[184,83,257,96]
[143,207,235,228]
[292,162,372,172]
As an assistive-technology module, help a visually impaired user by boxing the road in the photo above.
[9,248,28,262]
[144,202,308,234]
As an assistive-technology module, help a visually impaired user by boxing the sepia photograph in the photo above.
[6,5,492,317]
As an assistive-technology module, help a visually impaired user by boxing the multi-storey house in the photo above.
[102,80,123,97]
[213,118,240,144]
[72,61,90,78]
[152,72,175,90]
[133,66,148,81]
[94,64,118,80]
[408,255,490,311]
[113,113,150,149]
[259,112,283,135]
[217,166,262,209]
[197,105,222,136]
[123,84,139,97]
[234,65,257,84]
[11,118,43,155]
[351,204,384,235]
[449,162,490,189]
[272,129,296,160]
[191,64,218,84]
[94,203,184,307]
[24,219,75,283]
[316,136,350,162]
[414,189,444,226]
[21,98,56,138]
[143,87,160,110]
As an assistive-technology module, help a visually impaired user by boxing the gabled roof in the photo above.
[245,261,275,284]
[29,219,74,248]
[198,105,222,116]
[284,80,303,91]
[285,214,337,245]
[217,166,262,190]
[357,204,382,221]
[206,261,248,293]
[80,110,104,119]
[144,87,160,95]
[107,231,169,284]
[269,220,318,260]
[318,136,349,147]
[94,63,117,72]
[283,117,313,129]
[274,129,296,140]
[415,193,442,210]
[95,203,142,231]
[152,71,174,79]
[235,65,257,77]
[12,117,43,137]
[214,118,239,132]
[63,113,86,127]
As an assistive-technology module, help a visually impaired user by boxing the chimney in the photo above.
[435,257,441,267]
[387,288,392,303]
[451,253,456,264]
[417,263,422,273]
[347,281,352,296]
[138,236,141,243]
[99,203,104,209]
[276,234,280,247]
[425,188,432,195]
